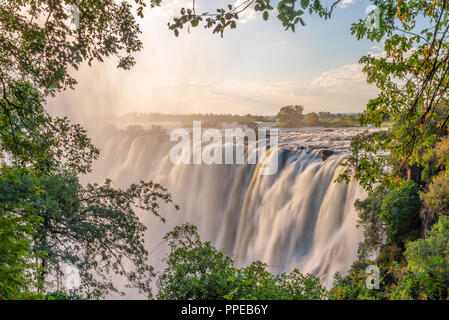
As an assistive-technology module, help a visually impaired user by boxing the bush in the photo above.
[328,260,381,300]
[421,173,449,216]
[354,185,389,259]
[380,180,421,246]
[390,215,449,300]
[0,167,42,299]
[276,105,304,127]
[157,224,327,300]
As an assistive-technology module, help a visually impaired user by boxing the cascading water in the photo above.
[85,124,370,296]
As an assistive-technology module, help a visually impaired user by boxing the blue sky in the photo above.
[50,0,382,117]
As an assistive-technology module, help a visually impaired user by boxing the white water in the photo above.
[86,125,369,296]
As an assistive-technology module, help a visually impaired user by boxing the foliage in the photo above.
[0,79,178,298]
[380,180,421,247]
[44,291,81,300]
[354,185,389,259]
[303,112,319,126]
[2,0,449,301]
[342,189,448,300]
[166,0,340,37]
[276,105,304,127]
[0,81,99,175]
[329,260,382,300]
[0,166,42,299]
[328,0,449,300]
[336,130,392,191]
[420,172,449,215]
[157,223,237,300]
[334,0,449,190]
[421,134,449,181]
[116,111,361,128]
[394,215,449,299]
[163,0,449,301]
[341,181,422,299]
[0,0,178,299]
[21,169,176,299]
[0,0,155,96]
[0,0,155,174]
[157,224,327,300]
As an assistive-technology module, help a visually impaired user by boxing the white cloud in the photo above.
[338,0,357,9]
[308,64,366,94]
[288,63,379,112]
[152,0,195,18]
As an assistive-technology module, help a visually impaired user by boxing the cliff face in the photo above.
[405,163,424,186]
[420,207,438,239]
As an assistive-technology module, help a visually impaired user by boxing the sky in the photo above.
[48,0,382,118]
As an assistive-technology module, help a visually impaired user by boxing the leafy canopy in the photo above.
[276,105,304,128]
[393,215,449,299]
[0,0,181,299]
[0,166,42,299]
[166,0,338,37]
[157,224,327,300]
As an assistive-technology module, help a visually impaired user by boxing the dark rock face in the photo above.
[405,163,424,187]
[419,208,438,238]
[321,150,334,162]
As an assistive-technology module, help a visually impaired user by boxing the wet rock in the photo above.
[321,150,334,162]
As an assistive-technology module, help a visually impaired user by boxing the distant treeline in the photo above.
[116,112,272,122]
[115,110,362,128]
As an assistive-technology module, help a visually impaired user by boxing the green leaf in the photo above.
[313,0,321,10]
[263,11,269,21]
[300,0,310,9]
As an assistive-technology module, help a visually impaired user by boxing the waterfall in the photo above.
[86,125,367,293]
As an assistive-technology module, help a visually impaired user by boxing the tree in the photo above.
[393,215,449,299]
[0,78,179,299]
[157,224,327,300]
[0,81,99,175]
[420,173,449,216]
[276,105,305,127]
[166,0,337,37]
[30,171,176,299]
[380,180,421,247]
[354,185,389,260]
[329,260,381,300]
[304,112,319,126]
[0,167,42,299]
[319,112,332,119]
[0,1,162,168]
[336,0,449,190]
[0,1,179,299]
[0,0,157,95]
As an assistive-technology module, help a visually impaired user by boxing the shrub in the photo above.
[380,180,421,246]
[391,215,449,300]
[157,224,327,300]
